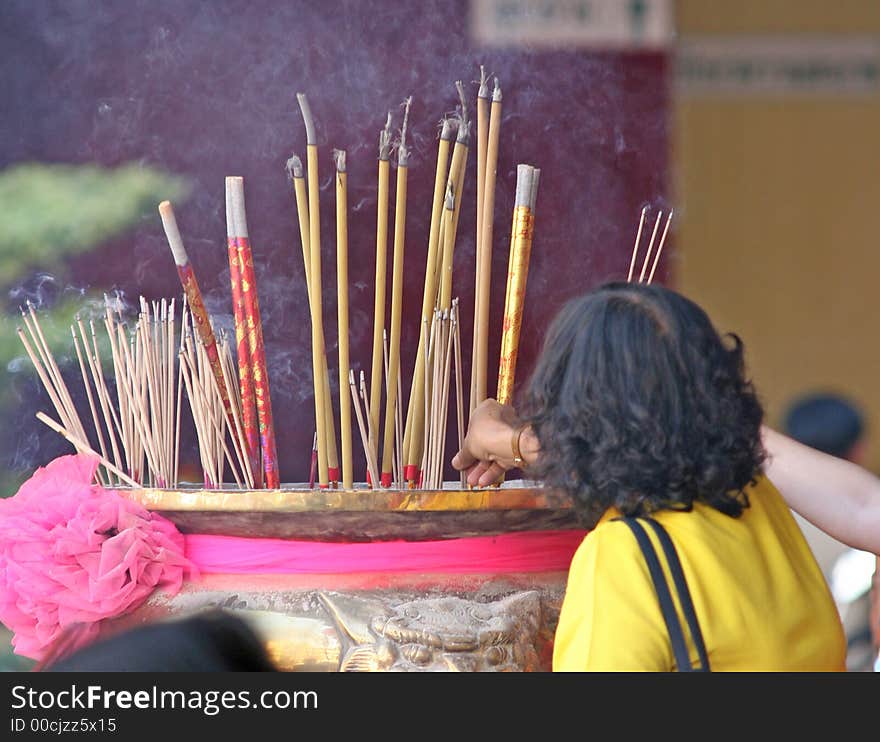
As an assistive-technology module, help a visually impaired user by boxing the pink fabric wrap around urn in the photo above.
[0,454,195,661]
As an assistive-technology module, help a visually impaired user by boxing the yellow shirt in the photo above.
[553,476,846,671]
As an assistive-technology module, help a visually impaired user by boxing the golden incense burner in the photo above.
[111,481,581,672]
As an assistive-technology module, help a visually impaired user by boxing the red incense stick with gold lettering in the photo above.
[158,201,234,426]
[227,176,280,489]
[225,178,263,488]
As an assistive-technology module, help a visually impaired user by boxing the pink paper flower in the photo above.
[0,454,195,660]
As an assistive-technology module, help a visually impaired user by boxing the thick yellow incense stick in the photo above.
[287,155,339,484]
[297,93,330,487]
[438,84,471,309]
[334,150,353,489]
[439,181,457,310]
[369,113,393,475]
[497,165,540,406]
[381,99,411,486]
[471,70,489,416]
[473,78,502,411]
[402,118,455,484]
[472,68,490,412]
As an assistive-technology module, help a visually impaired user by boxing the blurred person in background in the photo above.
[782,393,866,583]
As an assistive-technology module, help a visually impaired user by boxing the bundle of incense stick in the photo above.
[419,299,465,489]
[22,296,184,488]
[287,72,538,490]
[627,206,674,284]
[18,302,107,485]
[401,82,471,488]
[179,311,252,488]
[497,164,541,407]
[101,297,183,487]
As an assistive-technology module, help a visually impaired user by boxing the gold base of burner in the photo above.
[120,479,577,541]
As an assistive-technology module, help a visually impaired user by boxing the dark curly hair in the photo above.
[522,282,765,528]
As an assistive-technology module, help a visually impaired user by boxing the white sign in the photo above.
[677,37,880,96]
[470,0,673,50]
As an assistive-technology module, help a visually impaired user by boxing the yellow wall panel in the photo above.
[675,2,880,466]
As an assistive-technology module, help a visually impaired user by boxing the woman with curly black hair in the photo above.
[453,282,846,671]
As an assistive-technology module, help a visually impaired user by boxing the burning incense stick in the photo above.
[227,176,280,488]
[297,92,332,488]
[334,149,354,489]
[472,77,502,413]
[225,178,262,487]
[638,210,664,284]
[473,68,490,410]
[497,165,540,406]
[647,209,674,285]
[380,97,411,487]
[402,118,455,485]
[368,111,394,477]
[286,154,340,486]
[36,412,138,487]
[438,83,471,309]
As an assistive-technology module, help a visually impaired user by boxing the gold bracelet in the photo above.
[511,423,527,467]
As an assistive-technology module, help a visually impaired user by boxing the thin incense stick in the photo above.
[638,210,664,284]
[349,370,379,488]
[627,206,648,282]
[452,299,466,487]
[381,97,411,487]
[334,149,353,489]
[36,412,138,487]
[647,209,674,285]
[369,111,393,476]
[297,92,331,488]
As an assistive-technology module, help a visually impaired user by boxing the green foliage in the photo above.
[0,626,34,672]
[0,162,189,282]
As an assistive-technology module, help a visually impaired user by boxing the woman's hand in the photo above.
[452,399,540,487]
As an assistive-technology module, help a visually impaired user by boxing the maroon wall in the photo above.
[1,0,669,484]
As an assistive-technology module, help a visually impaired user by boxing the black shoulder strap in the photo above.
[619,517,694,672]
[642,518,711,672]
